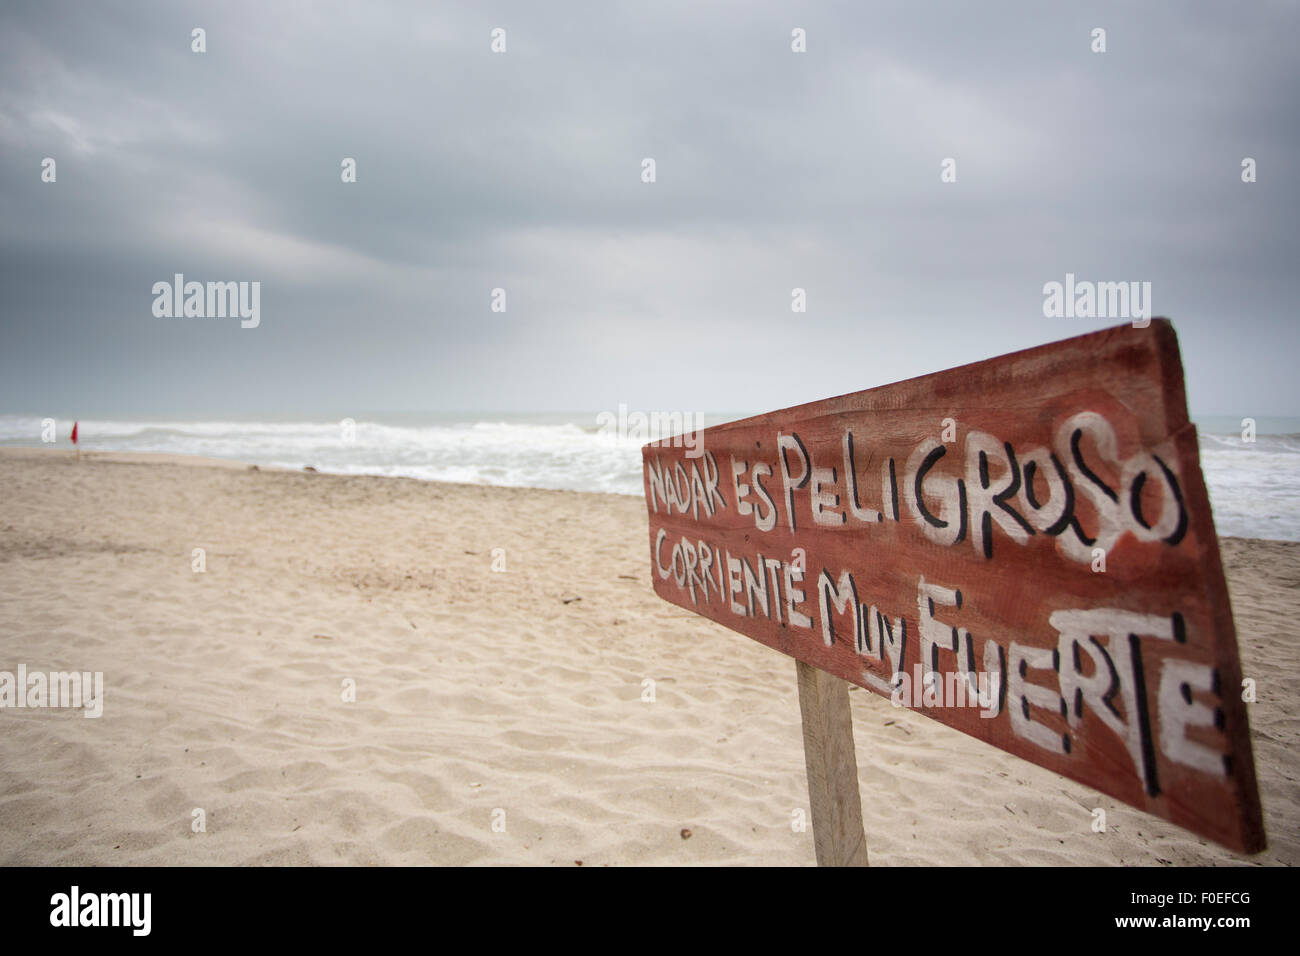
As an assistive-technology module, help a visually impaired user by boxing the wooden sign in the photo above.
[642,320,1265,855]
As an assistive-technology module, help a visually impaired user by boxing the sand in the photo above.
[0,447,1294,866]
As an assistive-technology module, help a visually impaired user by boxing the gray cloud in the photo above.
[1,0,1296,418]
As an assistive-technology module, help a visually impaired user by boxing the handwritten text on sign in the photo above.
[642,321,1264,853]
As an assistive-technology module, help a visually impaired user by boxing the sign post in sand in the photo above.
[642,320,1265,863]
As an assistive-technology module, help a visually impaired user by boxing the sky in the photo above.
[0,0,1296,419]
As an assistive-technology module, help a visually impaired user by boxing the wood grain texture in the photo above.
[642,320,1265,853]
[797,660,869,866]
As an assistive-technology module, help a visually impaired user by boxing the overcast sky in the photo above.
[1,0,1296,419]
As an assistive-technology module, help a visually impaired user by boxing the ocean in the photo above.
[2,412,1297,542]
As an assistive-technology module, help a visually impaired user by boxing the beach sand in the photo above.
[0,447,1295,866]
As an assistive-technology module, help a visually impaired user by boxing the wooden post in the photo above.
[796,660,869,867]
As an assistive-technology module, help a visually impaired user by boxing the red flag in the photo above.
[70,421,78,445]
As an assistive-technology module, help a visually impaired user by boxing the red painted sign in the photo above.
[642,321,1265,853]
